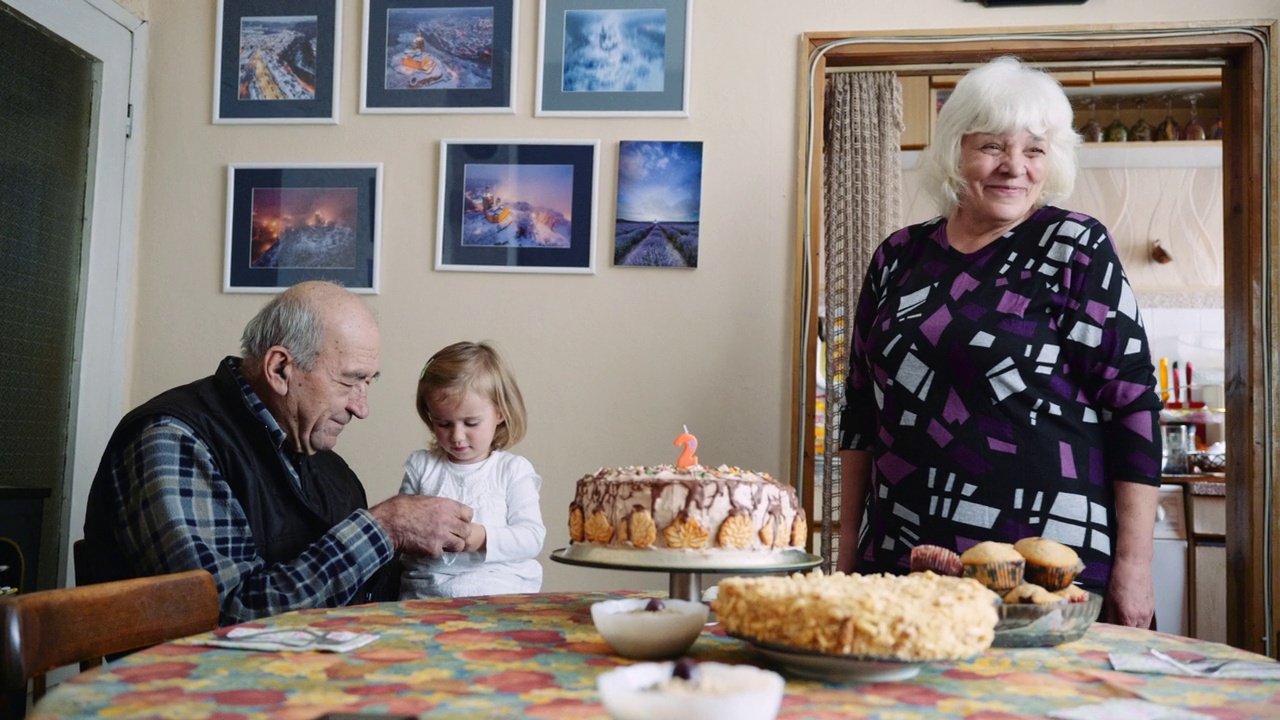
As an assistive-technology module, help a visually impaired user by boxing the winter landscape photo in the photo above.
[237,15,318,100]
[460,164,574,248]
[384,6,495,90]
[613,140,701,267]
[561,9,665,92]
[249,187,359,268]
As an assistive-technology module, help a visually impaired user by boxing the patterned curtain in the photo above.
[820,72,904,571]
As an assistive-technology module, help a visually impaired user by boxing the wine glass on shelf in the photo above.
[1129,96,1154,142]
[1181,92,1207,141]
[1210,114,1224,140]
[1104,98,1128,142]
[1155,94,1181,141]
[1077,97,1104,143]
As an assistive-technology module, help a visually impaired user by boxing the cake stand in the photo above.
[549,547,823,602]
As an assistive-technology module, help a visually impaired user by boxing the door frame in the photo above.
[2,0,147,587]
[791,22,1277,655]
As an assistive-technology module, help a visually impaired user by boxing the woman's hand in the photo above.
[1107,480,1159,628]
[837,450,872,574]
[1105,554,1155,627]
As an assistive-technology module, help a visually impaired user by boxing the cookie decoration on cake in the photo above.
[564,431,807,565]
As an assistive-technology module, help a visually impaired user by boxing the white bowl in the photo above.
[591,598,709,659]
[597,661,785,720]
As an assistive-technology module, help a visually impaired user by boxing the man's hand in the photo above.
[369,495,473,558]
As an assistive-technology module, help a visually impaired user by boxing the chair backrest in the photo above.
[0,570,219,709]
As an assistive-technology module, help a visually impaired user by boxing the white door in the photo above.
[0,0,144,588]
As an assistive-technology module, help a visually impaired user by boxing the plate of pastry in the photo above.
[725,631,924,682]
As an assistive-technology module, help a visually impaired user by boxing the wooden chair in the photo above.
[0,569,219,715]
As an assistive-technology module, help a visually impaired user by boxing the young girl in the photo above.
[398,341,545,598]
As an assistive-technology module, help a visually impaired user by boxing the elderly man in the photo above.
[84,281,472,624]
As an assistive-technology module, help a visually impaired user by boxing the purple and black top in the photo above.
[839,206,1163,591]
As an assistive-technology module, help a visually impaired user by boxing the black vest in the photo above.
[84,358,397,603]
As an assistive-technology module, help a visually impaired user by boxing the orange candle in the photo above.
[673,425,699,468]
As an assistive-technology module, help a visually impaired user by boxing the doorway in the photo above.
[790,23,1276,656]
[0,0,144,590]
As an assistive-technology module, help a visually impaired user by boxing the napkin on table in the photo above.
[193,626,379,652]
[1109,649,1280,681]
[1049,699,1214,720]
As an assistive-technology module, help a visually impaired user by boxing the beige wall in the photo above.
[116,0,1277,592]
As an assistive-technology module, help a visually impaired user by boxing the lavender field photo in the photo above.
[613,140,702,267]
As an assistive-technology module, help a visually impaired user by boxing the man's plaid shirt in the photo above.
[97,358,395,624]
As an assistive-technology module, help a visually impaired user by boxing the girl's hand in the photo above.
[465,522,487,552]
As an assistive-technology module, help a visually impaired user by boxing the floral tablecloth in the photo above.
[30,591,1280,719]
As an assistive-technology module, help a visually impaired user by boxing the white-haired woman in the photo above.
[836,57,1162,629]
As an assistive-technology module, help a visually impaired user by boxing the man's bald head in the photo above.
[241,281,376,371]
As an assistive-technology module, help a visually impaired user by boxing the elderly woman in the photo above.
[835,57,1162,628]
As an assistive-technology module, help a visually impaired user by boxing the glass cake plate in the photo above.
[551,545,822,572]
[992,591,1103,648]
[724,630,924,683]
[550,547,822,604]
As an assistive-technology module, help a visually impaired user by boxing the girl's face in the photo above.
[427,390,503,464]
[956,129,1047,229]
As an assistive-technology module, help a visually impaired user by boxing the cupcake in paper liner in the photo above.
[959,541,1025,593]
[909,544,964,577]
[1014,537,1085,591]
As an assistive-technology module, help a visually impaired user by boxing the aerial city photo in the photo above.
[460,164,574,249]
[562,9,666,93]
[237,15,318,100]
[249,187,359,269]
[384,7,495,90]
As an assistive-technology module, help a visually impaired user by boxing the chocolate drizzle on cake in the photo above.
[568,464,805,554]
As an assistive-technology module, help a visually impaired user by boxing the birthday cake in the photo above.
[565,464,808,567]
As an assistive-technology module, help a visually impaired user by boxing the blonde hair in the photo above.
[919,56,1081,218]
[416,341,527,451]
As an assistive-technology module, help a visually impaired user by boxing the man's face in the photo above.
[286,307,380,455]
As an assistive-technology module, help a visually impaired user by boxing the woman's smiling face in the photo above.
[956,129,1048,229]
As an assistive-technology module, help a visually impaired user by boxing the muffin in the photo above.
[910,544,964,577]
[1053,584,1091,604]
[1002,582,1060,605]
[959,541,1025,593]
[1013,537,1085,591]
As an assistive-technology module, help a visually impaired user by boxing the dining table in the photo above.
[28,590,1280,720]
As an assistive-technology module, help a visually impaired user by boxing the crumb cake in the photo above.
[713,571,999,661]
[566,464,807,567]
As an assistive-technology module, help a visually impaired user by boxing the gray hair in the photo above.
[919,56,1081,218]
[240,287,326,370]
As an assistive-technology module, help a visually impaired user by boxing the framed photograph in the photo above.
[224,164,382,293]
[360,0,517,114]
[613,140,702,267]
[436,139,599,273]
[536,0,691,117]
[214,0,341,124]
